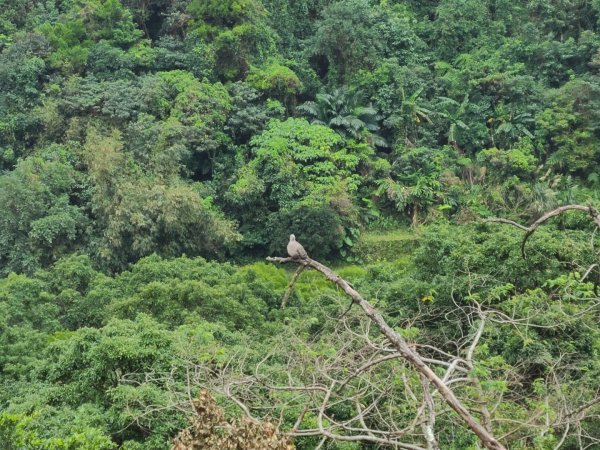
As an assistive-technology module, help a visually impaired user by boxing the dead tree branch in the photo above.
[266,256,507,450]
[486,204,600,257]
[281,265,306,308]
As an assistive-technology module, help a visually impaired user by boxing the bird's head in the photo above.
[289,234,296,241]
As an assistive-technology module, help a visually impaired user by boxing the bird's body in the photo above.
[287,234,308,260]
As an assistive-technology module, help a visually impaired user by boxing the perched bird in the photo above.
[287,234,308,260]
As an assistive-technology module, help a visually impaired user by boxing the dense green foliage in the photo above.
[3,0,600,267]
[2,0,600,448]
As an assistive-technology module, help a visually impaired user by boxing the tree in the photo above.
[266,205,345,259]
[489,107,534,148]
[0,411,116,450]
[310,0,423,82]
[84,128,239,270]
[310,0,382,81]
[225,118,365,255]
[298,87,387,147]
[188,0,266,27]
[536,79,600,175]
[429,0,491,60]
[436,95,471,149]
[39,0,143,74]
[224,81,284,145]
[397,87,434,145]
[0,152,89,275]
[187,0,275,80]
[131,70,234,178]
[0,33,49,165]
[247,60,302,110]
[376,147,456,225]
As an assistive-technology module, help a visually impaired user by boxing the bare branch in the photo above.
[563,396,600,421]
[486,204,600,257]
[267,255,507,450]
[282,265,306,308]
[485,218,529,231]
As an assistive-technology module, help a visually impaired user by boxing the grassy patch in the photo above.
[352,229,420,263]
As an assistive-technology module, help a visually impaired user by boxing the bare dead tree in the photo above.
[117,311,439,448]
[266,255,507,450]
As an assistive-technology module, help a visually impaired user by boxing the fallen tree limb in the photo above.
[267,256,507,450]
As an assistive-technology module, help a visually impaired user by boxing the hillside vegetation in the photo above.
[1,1,600,449]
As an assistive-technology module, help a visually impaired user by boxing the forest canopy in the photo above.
[1,0,600,449]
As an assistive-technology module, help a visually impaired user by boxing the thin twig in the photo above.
[281,265,306,308]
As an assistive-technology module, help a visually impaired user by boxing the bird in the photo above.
[287,234,308,260]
